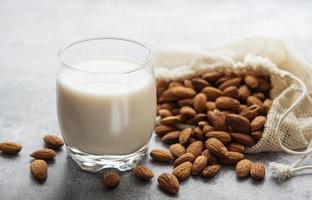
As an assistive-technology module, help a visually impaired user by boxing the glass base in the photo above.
[67,145,147,172]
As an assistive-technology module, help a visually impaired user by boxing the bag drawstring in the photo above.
[270,76,312,179]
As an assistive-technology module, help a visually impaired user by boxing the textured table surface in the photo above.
[0,0,312,200]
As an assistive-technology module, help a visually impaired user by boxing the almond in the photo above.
[172,161,192,181]
[186,113,207,125]
[247,96,263,108]
[226,143,245,153]
[0,141,22,155]
[169,81,183,88]
[244,75,259,88]
[238,85,252,101]
[192,155,208,175]
[171,86,196,98]
[203,125,214,133]
[159,88,179,102]
[201,87,222,101]
[239,104,261,121]
[251,131,263,141]
[186,140,203,157]
[253,92,266,100]
[150,149,174,162]
[103,171,120,188]
[236,159,252,178]
[194,93,207,113]
[193,127,205,141]
[215,96,240,111]
[262,99,273,114]
[179,128,192,145]
[225,114,251,134]
[30,159,48,181]
[206,101,216,111]
[250,162,265,180]
[31,149,56,160]
[43,135,64,149]
[158,109,172,118]
[133,165,154,181]
[202,71,225,82]
[205,131,232,145]
[208,110,228,131]
[198,121,209,128]
[169,143,186,158]
[160,116,180,126]
[205,138,229,158]
[173,153,195,167]
[191,78,210,92]
[162,131,180,144]
[201,164,221,178]
[160,103,178,111]
[180,106,196,118]
[178,98,194,107]
[222,86,239,99]
[251,116,266,132]
[230,133,256,147]
[154,125,176,137]
[158,173,180,194]
[219,77,242,91]
[183,79,194,89]
[239,104,248,112]
[201,149,218,165]
[219,151,244,165]
[257,79,271,92]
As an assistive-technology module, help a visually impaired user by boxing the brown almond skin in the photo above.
[238,85,252,101]
[194,93,207,113]
[208,110,228,131]
[227,143,245,153]
[201,164,221,178]
[178,98,194,107]
[201,87,222,101]
[250,162,265,180]
[239,105,261,121]
[172,161,192,181]
[257,78,272,92]
[225,114,251,134]
[158,173,180,194]
[262,99,273,114]
[244,75,259,88]
[191,78,210,92]
[236,159,252,178]
[31,149,56,160]
[192,155,208,175]
[154,125,176,137]
[186,141,203,157]
[201,149,218,165]
[160,102,178,111]
[198,121,209,128]
[103,171,120,188]
[30,159,48,181]
[159,88,179,102]
[133,165,154,181]
[0,141,22,155]
[202,71,225,82]
[160,116,180,126]
[193,127,205,141]
[230,133,257,147]
[219,77,242,91]
[171,86,196,98]
[203,125,214,133]
[253,92,266,100]
[184,79,194,89]
[169,143,186,158]
[158,109,172,118]
[180,106,196,118]
[173,153,195,167]
[251,116,267,132]
[219,151,244,165]
[43,135,64,149]
[247,96,263,108]
[206,101,216,111]
[205,138,229,158]
[150,149,174,162]
[179,128,192,145]
[162,131,180,144]
[251,131,263,141]
[205,131,232,145]
[215,96,240,111]
[222,86,239,99]
[186,114,207,125]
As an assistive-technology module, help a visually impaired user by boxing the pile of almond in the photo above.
[152,70,271,194]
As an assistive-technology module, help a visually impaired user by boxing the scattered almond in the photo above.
[133,165,154,181]
[150,149,174,162]
[158,173,180,194]
[236,159,252,178]
[169,143,186,158]
[186,141,203,157]
[201,164,221,178]
[172,161,192,181]
[192,155,208,175]
[173,153,195,167]
[250,162,265,180]
[43,135,64,149]
[31,149,56,160]
[205,138,229,158]
[103,171,120,188]
[0,141,22,155]
[30,159,48,181]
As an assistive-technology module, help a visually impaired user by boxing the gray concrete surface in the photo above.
[0,0,312,199]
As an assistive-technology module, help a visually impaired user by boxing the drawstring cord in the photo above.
[270,76,312,179]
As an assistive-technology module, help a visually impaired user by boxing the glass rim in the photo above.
[57,37,152,74]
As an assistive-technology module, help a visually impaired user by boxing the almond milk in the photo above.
[57,58,156,155]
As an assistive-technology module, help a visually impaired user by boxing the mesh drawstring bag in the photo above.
[153,36,312,179]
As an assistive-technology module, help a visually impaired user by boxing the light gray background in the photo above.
[0,0,312,200]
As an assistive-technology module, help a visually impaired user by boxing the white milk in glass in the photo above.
[57,58,156,155]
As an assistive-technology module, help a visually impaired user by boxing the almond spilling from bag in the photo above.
[205,138,229,158]
[30,159,48,181]
[158,173,180,194]
[0,141,22,155]
[225,114,251,134]
[133,165,154,181]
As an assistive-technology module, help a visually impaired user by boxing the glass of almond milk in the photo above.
[57,37,156,172]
